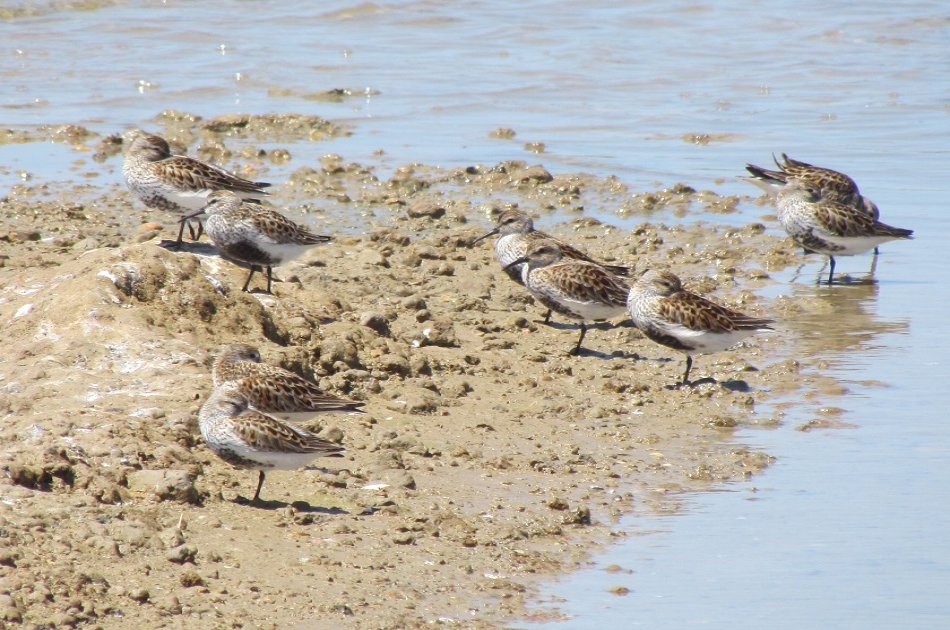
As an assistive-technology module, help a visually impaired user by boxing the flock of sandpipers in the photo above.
[121,132,913,502]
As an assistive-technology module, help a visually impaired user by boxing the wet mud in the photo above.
[0,117,823,628]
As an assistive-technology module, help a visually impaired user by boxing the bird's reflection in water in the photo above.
[790,251,880,287]
[785,274,909,361]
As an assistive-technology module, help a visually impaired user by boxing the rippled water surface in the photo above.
[2,1,948,627]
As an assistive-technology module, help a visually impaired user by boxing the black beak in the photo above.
[502,255,529,272]
[469,226,500,247]
[180,207,207,222]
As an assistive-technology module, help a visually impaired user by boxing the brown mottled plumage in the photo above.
[472,209,630,280]
[132,136,270,195]
[199,383,345,503]
[122,134,270,246]
[810,199,905,238]
[505,239,629,354]
[742,152,897,261]
[774,181,913,284]
[213,344,364,420]
[744,153,879,219]
[183,191,332,293]
[627,269,774,385]
[471,209,630,324]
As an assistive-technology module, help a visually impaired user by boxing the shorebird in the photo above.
[504,239,629,354]
[182,190,331,294]
[472,209,630,323]
[773,180,913,284]
[744,153,894,256]
[627,269,774,385]
[198,382,345,503]
[744,154,880,219]
[212,343,364,422]
[123,133,270,247]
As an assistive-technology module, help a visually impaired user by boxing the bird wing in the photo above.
[745,163,788,185]
[238,369,366,414]
[659,291,773,334]
[155,156,270,194]
[242,207,332,245]
[779,155,862,203]
[231,409,344,455]
[811,200,899,237]
[535,262,630,307]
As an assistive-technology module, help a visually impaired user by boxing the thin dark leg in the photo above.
[252,470,266,502]
[242,266,258,292]
[681,355,693,385]
[571,322,587,355]
[542,309,552,325]
[194,222,204,241]
[873,246,879,256]
[265,266,273,294]
[827,256,836,285]
[173,219,188,249]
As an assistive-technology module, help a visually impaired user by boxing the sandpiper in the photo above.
[182,190,331,294]
[122,133,271,246]
[213,343,365,422]
[774,180,913,284]
[472,209,630,323]
[504,239,629,354]
[627,269,774,385]
[744,154,880,218]
[744,153,889,255]
[198,382,345,503]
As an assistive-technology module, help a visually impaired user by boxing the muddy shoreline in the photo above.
[0,119,809,628]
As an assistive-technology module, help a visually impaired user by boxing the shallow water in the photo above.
[529,254,949,627]
[2,0,948,627]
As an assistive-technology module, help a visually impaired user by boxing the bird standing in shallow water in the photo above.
[627,269,774,385]
[182,190,332,294]
[743,154,908,261]
[504,239,629,355]
[471,209,630,324]
[744,154,880,219]
[122,133,270,247]
[772,180,913,284]
[212,343,365,422]
[198,382,345,504]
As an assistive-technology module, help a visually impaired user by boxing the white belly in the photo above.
[254,241,315,264]
[559,299,627,321]
[818,233,894,256]
[677,326,763,354]
[224,439,323,470]
[160,189,214,212]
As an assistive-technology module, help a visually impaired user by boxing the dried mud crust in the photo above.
[0,143,811,629]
